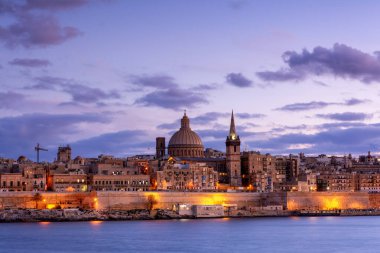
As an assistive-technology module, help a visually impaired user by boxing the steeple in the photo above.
[229,110,237,140]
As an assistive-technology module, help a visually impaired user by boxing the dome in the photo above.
[167,112,204,157]
[169,128,203,147]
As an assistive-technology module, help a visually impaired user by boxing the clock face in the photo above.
[231,134,236,140]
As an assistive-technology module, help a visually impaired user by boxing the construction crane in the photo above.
[34,143,48,163]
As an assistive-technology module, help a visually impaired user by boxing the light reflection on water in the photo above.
[1,217,380,253]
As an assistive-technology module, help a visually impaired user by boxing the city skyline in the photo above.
[2,0,380,160]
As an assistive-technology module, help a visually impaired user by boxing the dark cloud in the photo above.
[0,0,97,48]
[23,0,89,11]
[226,73,253,87]
[257,43,380,83]
[135,88,208,110]
[9,58,50,67]
[72,130,153,158]
[256,69,304,82]
[344,98,369,106]
[28,76,121,104]
[251,123,380,155]
[276,98,369,111]
[0,91,26,109]
[316,112,372,121]
[0,113,110,160]
[129,74,177,89]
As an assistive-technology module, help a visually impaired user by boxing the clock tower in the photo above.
[226,110,242,187]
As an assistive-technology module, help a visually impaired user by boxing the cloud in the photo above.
[191,112,229,124]
[157,121,180,130]
[135,88,208,110]
[28,76,121,104]
[256,69,304,82]
[129,74,177,89]
[0,0,96,48]
[23,0,89,11]
[72,130,153,158]
[131,74,211,110]
[344,98,369,106]
[9,58,50,67]
[316,112,372,121]
[257,43,380,83]
[193,84,219,90]
[226,72,253,87]
[235,113,266,119]
[276,101,332,111]
[251,123,380,155]
[0,113,110,160]
[276,98,369,111]
[0,91,26,109]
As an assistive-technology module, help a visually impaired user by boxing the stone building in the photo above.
[52,173,88,192]
[0,173,23,191]
[90,174,150,191]
[57,145,72,163]
[156,158,218,191]
[241,151,275,192]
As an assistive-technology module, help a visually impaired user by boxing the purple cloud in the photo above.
[226,73,253,87]
[135,88,208,110]
[72,130,152,158]
[0,112,110,160]
[276,98,369,111]
[129,74,178,89]
[0,0,96,48]
[276,101,332,111]
[9,58,50,67]
[23,0,89,11]
[316,112,372,121]
[226,73,253,88]
[0,91,26,109]
[27,76,121,104]
[257,43,380,83]
[251,123,380,155]
[235,113,266,119]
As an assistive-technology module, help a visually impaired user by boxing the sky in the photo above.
[2,0,380,161]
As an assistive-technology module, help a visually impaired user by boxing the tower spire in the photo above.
[229,110,237,139]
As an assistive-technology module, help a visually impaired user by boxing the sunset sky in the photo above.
[2,0,380,160]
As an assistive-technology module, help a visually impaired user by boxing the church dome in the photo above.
[169,128,203,147]
[168,112,204,157]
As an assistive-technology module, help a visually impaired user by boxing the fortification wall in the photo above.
[2,191,380,211]
[94,192,286,210]
[286,192,371,210]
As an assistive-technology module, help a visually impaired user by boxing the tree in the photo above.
[147,194,158,211]
[32,193,43,209]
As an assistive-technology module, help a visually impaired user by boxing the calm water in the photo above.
[1,217,380,252]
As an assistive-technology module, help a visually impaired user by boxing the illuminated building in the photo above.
[156,157,218,191]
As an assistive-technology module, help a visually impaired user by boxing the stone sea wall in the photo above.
[1,191,380,211]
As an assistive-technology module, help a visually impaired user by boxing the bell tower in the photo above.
[226,110,242,187]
